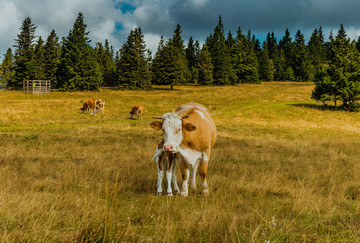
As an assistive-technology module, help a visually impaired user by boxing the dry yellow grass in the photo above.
[1,82,360,242]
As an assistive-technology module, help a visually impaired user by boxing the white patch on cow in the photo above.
[195,109,205,119]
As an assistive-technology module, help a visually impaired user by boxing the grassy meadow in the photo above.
[1,82,360,242]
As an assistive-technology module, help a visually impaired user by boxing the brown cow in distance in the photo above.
[130,104,143,120]
[150,102,217,196]
[80,99,97,115]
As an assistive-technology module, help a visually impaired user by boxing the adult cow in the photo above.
[80,99,97,115]
[130,104,143,120]
[150,102,217,196]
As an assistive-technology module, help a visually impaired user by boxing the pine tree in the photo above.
[207,16,236,85]
[117,27,152,89]
[1,48,15,89]
[151,36,166,85]
[44,29,61,88]
[259,42,275,81]
[33,36,46,80]
[197,45,214,85]
[12,17,36,89]
[231,28,259,83]
[308,27,326,69]
[278,28,294,69]
[312,24,360,110]
[95,40,116,86]
[186,37,201,83]
[172,24,185,54]
[293,30,313,81]
[57,12,102,91]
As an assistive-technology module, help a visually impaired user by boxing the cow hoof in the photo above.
[167,192,173,196]
[201,189,209,196]
[180,191,188,197]
[174,190,180,195]
[156,192,162,196]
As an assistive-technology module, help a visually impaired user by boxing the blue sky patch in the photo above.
[114,1,136,14]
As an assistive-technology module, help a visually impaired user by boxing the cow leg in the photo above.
[199,152,210,195]
[180,161,190,197]
[189,162,198,191]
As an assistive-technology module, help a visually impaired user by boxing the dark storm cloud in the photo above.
[134,0,360,45]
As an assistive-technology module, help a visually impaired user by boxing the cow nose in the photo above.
[163,145,173,151]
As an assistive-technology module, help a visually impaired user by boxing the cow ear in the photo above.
[183,123,196,132]
[150,121,163,130]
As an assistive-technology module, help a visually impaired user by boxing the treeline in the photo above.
[1,13,360,108]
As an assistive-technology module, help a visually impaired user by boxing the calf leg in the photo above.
[165,154,174,196]
[156,154,165,195]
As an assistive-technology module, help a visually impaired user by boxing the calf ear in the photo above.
[150,121,163,130]
[183,123,196,132]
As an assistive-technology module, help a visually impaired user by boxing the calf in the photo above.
[96,99,105,114]
[130,104,143,120]
[150,102,217,196]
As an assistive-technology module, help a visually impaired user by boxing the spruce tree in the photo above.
[259,42,275,81]
[57,12,102,91]
[44,29,61,88]
[207,16,236,85]
[1,48,15,89]
[197,45,214,85]
[186,36,199,83]
[293,30,313,81]
[117,27,152,89]
[12,17,36,89]
[33,36,46,80]
[308,27,326,69]
[312,24,360,109]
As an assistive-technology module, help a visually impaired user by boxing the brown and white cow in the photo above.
[150,102,217,196]
[96,99,105,114]
[130,104,143,120]
[81,99,97,115]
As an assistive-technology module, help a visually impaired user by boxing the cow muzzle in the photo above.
[163,145,174,152]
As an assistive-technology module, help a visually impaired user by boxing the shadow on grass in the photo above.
[291,103,344,111]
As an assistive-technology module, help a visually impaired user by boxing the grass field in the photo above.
[1,82,360,242]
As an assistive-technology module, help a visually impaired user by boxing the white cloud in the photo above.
[0,0,22,55]
[0,0,125,55]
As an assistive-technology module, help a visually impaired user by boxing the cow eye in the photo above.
[177,128,181,132]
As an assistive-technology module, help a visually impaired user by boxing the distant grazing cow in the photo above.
[80,99,97,115]
[96,99,105,114]
[150,102,217,196]
[130,104,143,120]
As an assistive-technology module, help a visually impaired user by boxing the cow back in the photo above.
[175,102,216,152]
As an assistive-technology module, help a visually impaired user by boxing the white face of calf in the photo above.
[151,112,196,153]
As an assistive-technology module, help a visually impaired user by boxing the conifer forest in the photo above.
[2,12,360,109]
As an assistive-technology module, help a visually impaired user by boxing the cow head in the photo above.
[150,112,196,153]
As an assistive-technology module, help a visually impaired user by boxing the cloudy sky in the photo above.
[1,0,360,58]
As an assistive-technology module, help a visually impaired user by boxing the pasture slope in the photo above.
[1,82,360,242]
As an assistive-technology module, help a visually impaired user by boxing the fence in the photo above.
[23,80,51,94]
